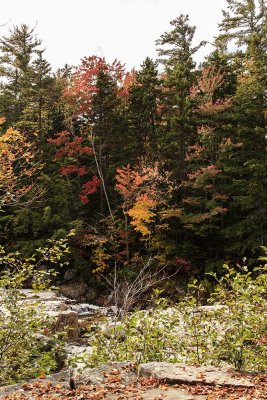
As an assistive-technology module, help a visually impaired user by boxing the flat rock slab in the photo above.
[139,362,255,388]
[0,371,69,398]
[72,362,136,387]
[1,363,265,400]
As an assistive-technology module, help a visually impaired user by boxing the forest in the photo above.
[0,0,267,394]
[0,0,266,296]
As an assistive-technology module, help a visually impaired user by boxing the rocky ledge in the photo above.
[15,289,116,341]
[1,362,264,400]
[138,362,255,387]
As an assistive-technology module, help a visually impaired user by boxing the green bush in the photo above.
[206,262,267,370]
[71,290,178,369]
[77,251,267,372]
[0,231,74,385]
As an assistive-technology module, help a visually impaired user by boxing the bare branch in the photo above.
[99,259,179,318]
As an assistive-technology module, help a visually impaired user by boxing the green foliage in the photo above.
[71,290,178,369]
[128,57,161,161]
[156,14,201,181]
[206,263,267,370]
[0,24,54,135]
[0,231,75,385]
[1,1,267,290]
[0,282,60,384]
[78,254,267,372]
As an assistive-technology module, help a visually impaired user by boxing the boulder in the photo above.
[58,281,96,302]
[139,362,255,388]
[53,310,80,341]
[71,362,135,387]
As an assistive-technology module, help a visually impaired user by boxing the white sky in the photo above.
[1,0,227,71]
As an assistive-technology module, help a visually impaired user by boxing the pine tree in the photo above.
[219,0,266,47]
[217,0,267,84]
[216,0,267,258]
[0,25,42,127]
[46,65,73,136]
[29,51,52,135]
[89,66,125,213]
[156,14,205,182]
[180,66,234,269]
[128,57,161,161]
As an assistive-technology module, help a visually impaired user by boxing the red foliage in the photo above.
[79,176,101,203]
[64,56,125,116]
[175,257,192,272]
[48,131,93,159]
[188,164,222,182]
[190,66,229,101]
[48,130,99,203]
[190,66,232,116]
[60,165,87,176]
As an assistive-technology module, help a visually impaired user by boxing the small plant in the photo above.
[174,280,218,365]
[75,250,267,372]
[0,231,74,385]
[70,289,179,368]
[207,263,267,370]
[171,257,267,370]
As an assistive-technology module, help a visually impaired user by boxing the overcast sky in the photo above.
[1,0,227,71]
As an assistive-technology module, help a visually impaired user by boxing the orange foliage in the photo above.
[115,164,145,206]
[0,119,42,207]
[128,194,156,236]
[187,165,222,186]
[119,70,136,98]
[115,163,172,237]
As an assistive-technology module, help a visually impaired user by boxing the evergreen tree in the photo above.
[217,0,267,84]
[219,0,266,47]
[128,57,161,161]
[89,68,121,212]
[0,25,42,127]
[217,0,267,258]
[46,65,73,136]
[64,56,129,213]
[156,15,205,181]
[181,66,234,269]
[17,50,54,141]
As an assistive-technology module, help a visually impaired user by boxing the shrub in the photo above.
[0,231,74,385]
[77,251,267,372]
